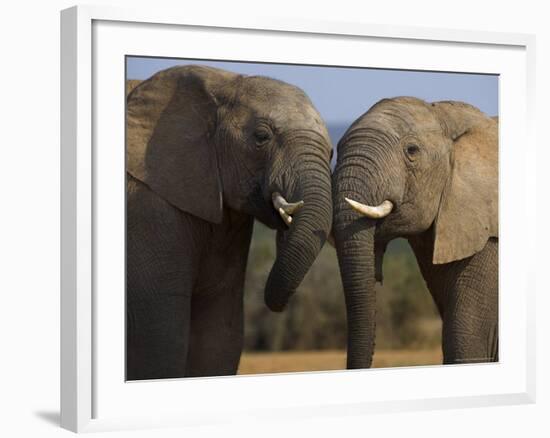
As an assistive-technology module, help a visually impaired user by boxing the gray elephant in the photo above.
[126,65,333,380]
[332,97,498,368]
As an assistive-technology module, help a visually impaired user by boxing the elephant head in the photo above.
[332,97,498,368]
[127,65,333,312]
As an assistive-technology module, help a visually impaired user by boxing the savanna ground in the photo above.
[241,223,443,374]
[238,348,443,375]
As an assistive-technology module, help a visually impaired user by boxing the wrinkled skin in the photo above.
[332,97,498,368]
[126,66,332,379]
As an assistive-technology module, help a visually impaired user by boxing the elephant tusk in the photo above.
[272,192,304,226]
[345,198,393,219]
[278,207,293,226]
[272,193,305,214]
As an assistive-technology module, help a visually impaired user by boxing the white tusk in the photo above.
[281,200,304,214]
[272,193,304,214]
[278,207,293,226]
[345,198,393,219]
[272,192,304,226]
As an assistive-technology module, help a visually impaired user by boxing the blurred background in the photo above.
[127,57,498,374]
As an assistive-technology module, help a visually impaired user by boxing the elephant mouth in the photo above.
[243,184,278,229]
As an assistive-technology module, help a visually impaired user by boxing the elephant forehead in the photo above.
[358,98,442,135]
[269,102,327,130]
[243,75,308,99]
[241,76,317,115]
[238,77,331,143]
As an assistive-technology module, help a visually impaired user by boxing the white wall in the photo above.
[0,1,547,436]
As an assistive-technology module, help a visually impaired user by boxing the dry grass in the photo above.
[238,348,443,375]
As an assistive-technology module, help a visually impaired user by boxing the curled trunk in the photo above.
[264,154,332,312]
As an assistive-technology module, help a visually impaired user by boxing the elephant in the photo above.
[126,65,333,380]
[332,97,498,369]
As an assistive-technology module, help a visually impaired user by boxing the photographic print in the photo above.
[125,57,498,380]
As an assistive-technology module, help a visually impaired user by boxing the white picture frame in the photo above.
[60,4,536,433]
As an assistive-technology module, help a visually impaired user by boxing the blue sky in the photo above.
[127,57,498,145]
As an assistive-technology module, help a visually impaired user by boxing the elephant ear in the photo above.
[126,79,141,97]
[127,65,235,224]
[431,101,498,264]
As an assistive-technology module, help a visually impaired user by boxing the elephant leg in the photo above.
[127,294,192,380]
[441,240,499,364]
[183,213,253,377]
[442,319,498,364]
[184,285,245,377]
[442,317,498,364]
[126,175,203,380]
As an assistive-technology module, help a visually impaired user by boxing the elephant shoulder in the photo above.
[127,172,182,224]
[126,172,218,236]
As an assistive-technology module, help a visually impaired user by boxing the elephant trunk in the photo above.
[333,185,377,369]
[332,132,394,369]
[264,151,332,312]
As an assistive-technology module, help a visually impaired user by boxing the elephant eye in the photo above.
[254,127,272,147]
[405,143,420,159]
